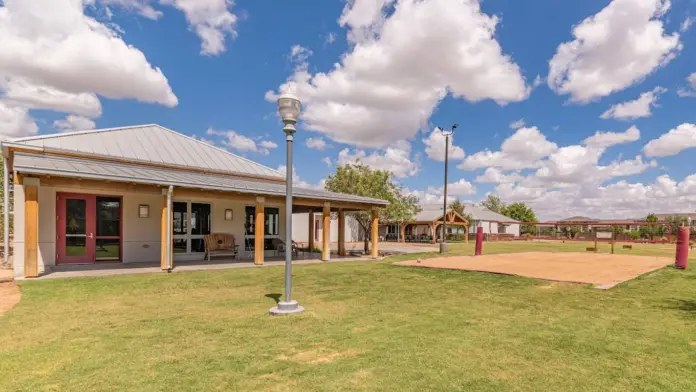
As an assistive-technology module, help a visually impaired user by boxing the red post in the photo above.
[676,226,689,269]
[475,226,484,256]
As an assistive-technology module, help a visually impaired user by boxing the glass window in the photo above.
[191,239,205,253]
[66,236,86,256]
[66,199,86,235]
[173,202,187,235]
[191,203,211,236]
[96,239,120,260]
[174,239,187,253]
[96,197,120,237]
[245,206,280,237]
[265,207,280,236]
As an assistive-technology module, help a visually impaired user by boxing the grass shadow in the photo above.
[265,293,282,305]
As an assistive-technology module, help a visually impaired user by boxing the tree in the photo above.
[480,195,505,213]
[663,215,688,236]
[640,213,660,240]
[501,202,537,235]
[448,199,465,215]
[324,163,420,252]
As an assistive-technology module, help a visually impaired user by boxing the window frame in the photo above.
[172,200,212,254]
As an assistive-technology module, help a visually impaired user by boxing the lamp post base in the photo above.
[439,243,449,254]
[269,300,305,316]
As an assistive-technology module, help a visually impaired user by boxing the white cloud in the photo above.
[422,128,465,162]
[509,118,526,129]
[337,140,418,178]
[325,32,336,45]
[446,179,477,196]
[289,45,313,64]
[677,73,696,98]
[305,137,328,150]
[53,115,96,133]
[475,167,522,184]
[158,0,238,56]
[321,157,332,167]
[1,78,102,117]
[496,173,696,221]
[277,165,324,190]
[643,123,696,157]
[548,0,681,103]
[100,0,163,20]
[583,126,641,149]
[0,101,38,140]
[681,16,693,33]
[207,128,277,155]
[0,0,178,107]
[599,86,666,120]
[268,0,530,148]
[459,127,558,170]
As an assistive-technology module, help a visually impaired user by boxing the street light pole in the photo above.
[438,124,457,254]
[270,94,305,316]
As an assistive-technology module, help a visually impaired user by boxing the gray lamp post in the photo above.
[270,94,305,316]
[437,124,458,254]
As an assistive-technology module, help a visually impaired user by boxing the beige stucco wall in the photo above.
[13,180,285,277]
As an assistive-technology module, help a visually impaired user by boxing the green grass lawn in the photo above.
[2,241,696,391]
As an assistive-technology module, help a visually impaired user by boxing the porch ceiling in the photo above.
[13,152,388,209]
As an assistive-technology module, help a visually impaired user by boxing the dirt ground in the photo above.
[396,252,673,289]
[0,282,20,316]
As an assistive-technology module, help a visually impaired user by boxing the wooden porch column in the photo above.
[308,210,314,250]
[371,208,379,258]
[322,203,330,261]
[338,209,346,256]
[160,187,174,271]
[430,223,436,244]
[23,181,39,278]
[255,197,265,265]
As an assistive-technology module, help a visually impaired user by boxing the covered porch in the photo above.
[11,152,387,278]
[382,210,469,244]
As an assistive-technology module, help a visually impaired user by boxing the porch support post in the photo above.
[23,178,38,278]
[322,202,330,262]
[430,222,436,244]
[307,210,314,251]
[371,208,379,258]
[3,155,9,266]
[338,209,346,257]
[160,186,174,271]
[255,197,265,265]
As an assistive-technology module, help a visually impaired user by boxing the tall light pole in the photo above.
[270,94,305,316]
[437,124,458,254]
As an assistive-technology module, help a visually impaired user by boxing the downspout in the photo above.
[166,185,173,271]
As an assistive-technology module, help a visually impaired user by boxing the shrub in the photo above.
[630,230,640,240]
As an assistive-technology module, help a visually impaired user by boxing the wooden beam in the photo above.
[322,203,330,262]
[255,197,265,265]
[307,210,314,250]
[371,208,379,258]
[161,194,168,270]
[23,185,38,278]
[338,209,346,257]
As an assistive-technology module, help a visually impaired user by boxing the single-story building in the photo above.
[462,204,520,237]
[2,124,388,279]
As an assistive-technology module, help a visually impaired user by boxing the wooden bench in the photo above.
[623,244,633,250]
[203,234,239,262]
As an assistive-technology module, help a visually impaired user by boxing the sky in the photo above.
[1,0,696,220]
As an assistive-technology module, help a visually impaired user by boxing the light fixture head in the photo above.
[277,93,302,123]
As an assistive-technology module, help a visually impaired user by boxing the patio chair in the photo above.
[203,234,239,262]
[270,238,299,259]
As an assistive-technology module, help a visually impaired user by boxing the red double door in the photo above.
[56,193,122,264]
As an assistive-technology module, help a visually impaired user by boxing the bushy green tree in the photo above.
[324,163,421,252]
[480,195,505,214]
[501,202,537,235]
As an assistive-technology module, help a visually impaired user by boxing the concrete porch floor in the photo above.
[27,254,376,280]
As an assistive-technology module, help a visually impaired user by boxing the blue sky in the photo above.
[1,0,696,219]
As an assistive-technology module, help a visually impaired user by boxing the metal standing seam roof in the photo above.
[414,204,519,223]
[12,152,388,206]
[4,124,285,180]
